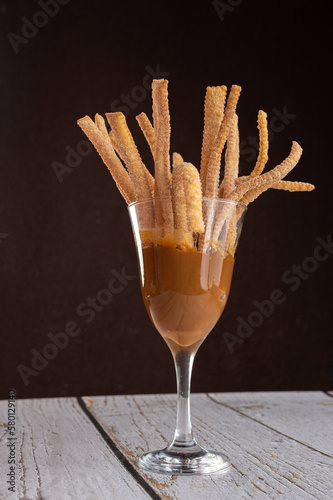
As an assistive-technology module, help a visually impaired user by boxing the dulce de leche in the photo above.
[139,239,234,352]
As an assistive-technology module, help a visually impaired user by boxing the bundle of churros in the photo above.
[77,80,314,255]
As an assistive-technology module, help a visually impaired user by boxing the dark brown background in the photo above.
[0,0,332,399]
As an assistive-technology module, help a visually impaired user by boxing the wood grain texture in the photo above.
[209,391,333,456]
[0,397,152,500]
[86,393,333,499]
[1,393,332,500]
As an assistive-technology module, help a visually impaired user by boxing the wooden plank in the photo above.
[86,393,333,500]
[209,391,333,456]
[0,397,153,500]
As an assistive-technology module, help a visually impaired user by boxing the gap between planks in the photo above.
[77,397,162,500]
[206,392,333,460]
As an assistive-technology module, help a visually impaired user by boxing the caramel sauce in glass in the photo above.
[138,233,234,354]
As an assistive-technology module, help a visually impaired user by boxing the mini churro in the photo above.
[172,152,184,168]
[95,113,110,140]
[249,110,269,177]
[200,86,227,195]
[272,180,315,192]
[106,112,153,200]
[95,114,125,166]
[230,141,303,202]
[172,162,204,233]
[204,85,242,199]
[225,206,242,256]
[240,181,276,206]
[136,112,156,155]
[234,176,247,185]
[77,116,135,204]
[152,80,172,189]
[219,114,239,198]
[172,163,187,231]
[240,179,314,206]
[151,79,173,230]
[108,130,120,154]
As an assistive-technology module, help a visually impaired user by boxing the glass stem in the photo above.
[171,349,197,448]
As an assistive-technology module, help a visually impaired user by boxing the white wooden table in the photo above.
[1,392,332,499]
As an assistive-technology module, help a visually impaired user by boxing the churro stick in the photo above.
[95,113,122,155]
[173,152,184,168]
[106,112,153,201]
[95,114,125,166]
[77,116,135,204]
[204,85,242,198]
[230,111,268,191]
[95,114,127,168]
[226,172,312,250]
[200,87,241,251]
[225,224,237,256]
[171,153,187,241]
[272,180,315,192]
[229,141,303,201]
[250,110,269,177]
[234,176,250,185]
[108,130,120,152]
[219,114,239,198]
[182,163,204,233]
[95,113,130,174]
[95,114,127,167]
[211,200,234,245]
[110,127,154,194]
[152,79,173,230]
[240,180,314,206]
[200,86,227,195]
[240,181,276,206]
[225,205,243,256]
[152,80,172,188]
[95,113,109,139]
[136,112,156,155]
[103,115,154,196]
[214,115,239,244]
[172,164,187,230]
[172,162,204,233]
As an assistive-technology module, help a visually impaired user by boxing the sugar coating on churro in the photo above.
[272,180,315,192]
[106,114,154,196]
[108,130,120,154]
[77,116,135,204]
[151,79,173,229]
[136,112,156,156]
[173,152,184,168]
[219,114,239,198]
[95,113,110,139]
[240,181,276,206]
[204,85,242,199]
[172,162,204,233]
[152,80,172,189]
[225,211,239,256]
[106,112,153,201]
[240,179,314,206]
[182,163,204,233]
[250,110,269,177]
[172,163,187,230]
[200,86,227,196]
[231,141,303,201]
[234,176,247,185]
[95,114,124,166]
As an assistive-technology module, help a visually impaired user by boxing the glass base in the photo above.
[138,443,231,475]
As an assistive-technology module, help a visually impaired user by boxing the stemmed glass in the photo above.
[128,197,246,475]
